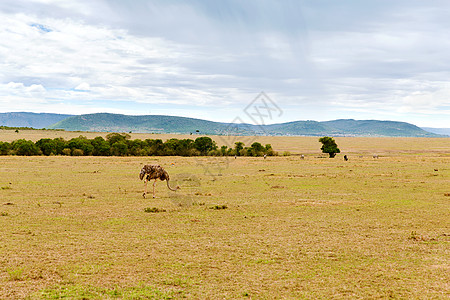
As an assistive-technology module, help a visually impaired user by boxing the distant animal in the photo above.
[139,164,180,198]
[300,154,305,159]
[344,155,348,161]
[373,154,379,159]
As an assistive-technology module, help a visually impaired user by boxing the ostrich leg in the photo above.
[143,178,148,198]
[153,180,157,198]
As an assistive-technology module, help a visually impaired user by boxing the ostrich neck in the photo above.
[166,179,178,191]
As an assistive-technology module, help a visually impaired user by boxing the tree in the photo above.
[91,137,111,156]
[106,133,130,145]
[249,142,265,156]
[36,138,56,156]
[127,139,145,156]
[145,139,164,156]
[52,138,67,155]
[68,136,94,156]
[220,145,228,156]
[194,137,217,155]
[111,141,128,156]
[0,141,11,155]
[163,138,180,156]
[234,142,244,156]
[319,136,340,158]
[265,144,275,156]
[177,139,195,156]
[11,139,40,156]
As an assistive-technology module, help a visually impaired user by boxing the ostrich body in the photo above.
[139,164,180,198]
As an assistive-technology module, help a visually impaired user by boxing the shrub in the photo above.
[62,148,72,156]
[36,138,56,156]
[0,135,271,158]
[106,133,130,145]
[111,141,128,156]
[91,137,110,156]
[72,149,84,156]
[52,138,67,155]
[0,141,11,155]
[266,148,276,156]
[68,136,94,155]
[11,139,40,156]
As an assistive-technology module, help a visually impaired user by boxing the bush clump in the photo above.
[0,135,277,157]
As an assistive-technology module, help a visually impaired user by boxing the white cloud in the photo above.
[74,82,90,91]
[0,0,449,127]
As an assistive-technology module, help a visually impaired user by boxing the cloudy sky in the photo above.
[1,0,449,127]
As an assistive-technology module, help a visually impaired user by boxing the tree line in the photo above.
[0,133,276,157]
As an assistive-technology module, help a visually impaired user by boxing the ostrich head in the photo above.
[139,168,146,180]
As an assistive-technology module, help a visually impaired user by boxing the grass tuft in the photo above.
[209,204,228,210]
[7,267,24,281]
[144,207,166,213]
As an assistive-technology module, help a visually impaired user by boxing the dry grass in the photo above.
[0,133,449,299]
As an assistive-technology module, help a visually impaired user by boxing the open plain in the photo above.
[0,131,449,299]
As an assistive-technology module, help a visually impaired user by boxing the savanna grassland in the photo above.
[0,130,449,299]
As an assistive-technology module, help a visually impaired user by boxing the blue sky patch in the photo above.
[30,23,52,33]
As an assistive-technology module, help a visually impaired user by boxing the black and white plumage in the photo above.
[139,164,180,198]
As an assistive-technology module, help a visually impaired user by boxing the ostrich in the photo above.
[139,164,180,198]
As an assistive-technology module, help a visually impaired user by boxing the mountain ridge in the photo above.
[0,112,73,129]
[1,112,446,137]
[421,127,450,136]
[47,113,444,137]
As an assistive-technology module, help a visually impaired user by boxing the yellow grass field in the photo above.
[0,130,449,299]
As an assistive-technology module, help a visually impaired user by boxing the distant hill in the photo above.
[0,112,73,129]
[46,113,443,137]
[48,113,232,134]
[1,112,443,137]
[421,127,450,136]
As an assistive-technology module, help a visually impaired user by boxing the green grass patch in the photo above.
[144,207,167,213]
[36,284,175,299]
[7,267,24,281]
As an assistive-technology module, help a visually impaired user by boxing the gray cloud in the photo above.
[0,0,449,126]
